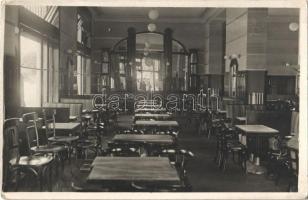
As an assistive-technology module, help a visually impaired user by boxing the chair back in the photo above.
[43,109,56,138]
[22,112,41,147]
[3,118,22,185]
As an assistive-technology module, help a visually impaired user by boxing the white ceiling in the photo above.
[90,7,208,21]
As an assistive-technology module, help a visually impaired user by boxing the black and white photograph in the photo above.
[1,0,307,199]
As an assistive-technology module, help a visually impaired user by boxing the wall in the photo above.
[266,8,299,76]
[92,21,205,50]
[208,20,225,75]
[4,6,20,117]
[224,8,299,99]
[225,8,248,72]
[59,7,77,96]
[225,8,299,75]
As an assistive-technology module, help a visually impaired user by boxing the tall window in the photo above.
[20,31,59,107]
[77,13,91,48]
[74,54,91,95]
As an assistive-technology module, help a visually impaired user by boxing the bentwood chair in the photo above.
[3,118,53,191]
[22,112,67,173]
[287,148,298,192]
[42,109,79,161]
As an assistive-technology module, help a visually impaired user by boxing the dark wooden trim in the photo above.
[19,7,59,40]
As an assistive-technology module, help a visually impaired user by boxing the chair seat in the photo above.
[48,136,79,143]
[31,145,67,153]
[10,155,53,166]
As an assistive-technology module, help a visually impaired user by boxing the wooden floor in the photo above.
[7,114,290,192]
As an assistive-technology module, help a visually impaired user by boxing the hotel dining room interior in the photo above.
[1,3,305,194]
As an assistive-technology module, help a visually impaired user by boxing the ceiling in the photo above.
[90,7,209,22]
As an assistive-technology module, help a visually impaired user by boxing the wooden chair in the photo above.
[22,112,68,174]
[3,118,53,191]
[219,126,247,172]
[287,148,298,191]
[42,109,79,161]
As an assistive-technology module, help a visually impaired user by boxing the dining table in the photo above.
[87,157,181,186]
[134,113,171,121]
[236,124,279,174]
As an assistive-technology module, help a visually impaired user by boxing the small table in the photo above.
[134,120,179,128]
[87,157,180,186]
[134,113,171,121]
[236,125,279,174]
[113,134,174,145]
[46,122,81,133]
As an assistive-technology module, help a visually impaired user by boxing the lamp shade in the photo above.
[148,9,159,20]
[289,22,299,32]
[147,23,156,32]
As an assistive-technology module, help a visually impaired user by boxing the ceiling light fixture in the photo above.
[289,22,299,32]
[148,9,159,20]
[147,23,156,32]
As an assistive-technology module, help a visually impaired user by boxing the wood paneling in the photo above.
[208,21,225,75]
[226,14,248,43]
[225,37,247,71]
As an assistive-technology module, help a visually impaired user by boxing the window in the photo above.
[20,31,59,107]
[77,14,91,48]
[74,54,91,95]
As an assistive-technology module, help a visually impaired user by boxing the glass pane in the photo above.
[142,57,154,71]
[20,68,41,107]
[111,77,115,89]
[20,34,41,69]
[102,51,109,62]
[190,52,197,63]
[76,55,82,94]
[77,14,82,43]
[119,62,125,74]
[53,46,59,101]
[137,71,142,90]
[42,41,48,103]
[102,63,109,74]
[120,77,126,90]
[136,33,163,52]
[154,72,163,91]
